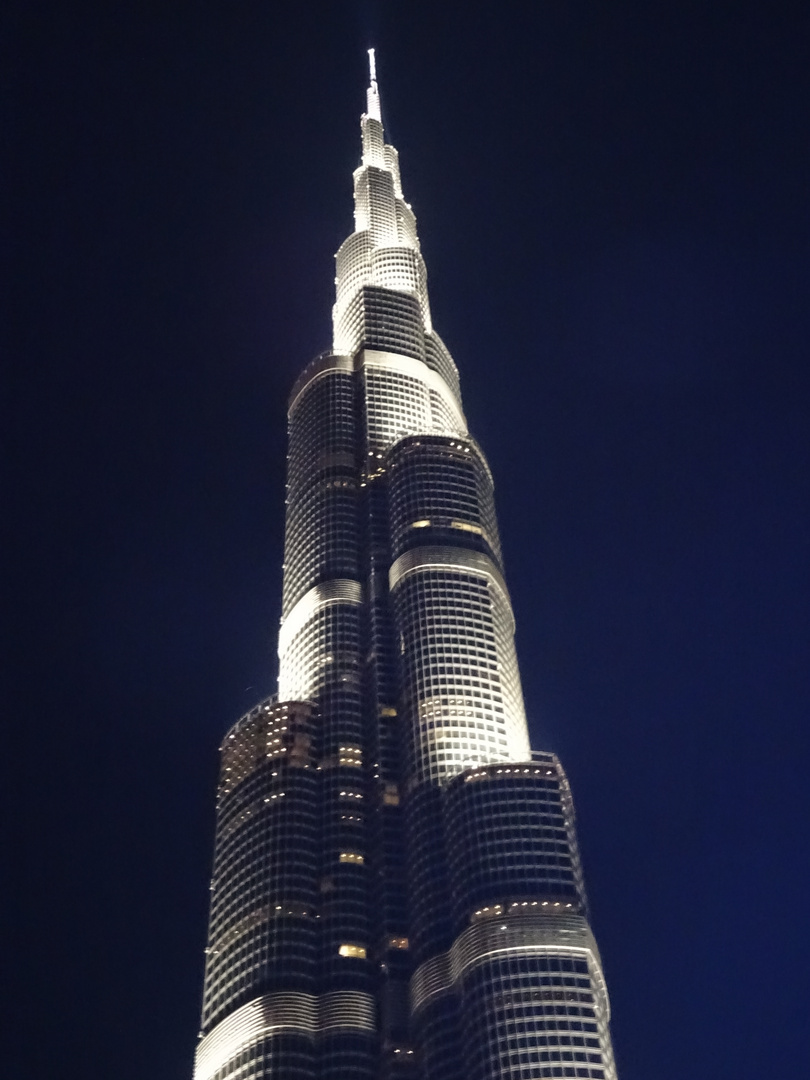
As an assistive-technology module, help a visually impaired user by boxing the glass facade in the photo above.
[194,53,618,1080]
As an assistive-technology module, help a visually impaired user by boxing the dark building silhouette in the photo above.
[194,53,618,1080]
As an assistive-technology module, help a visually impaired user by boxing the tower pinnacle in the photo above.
[366,47,382,122]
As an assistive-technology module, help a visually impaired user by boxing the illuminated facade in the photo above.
[195,53,618,1080]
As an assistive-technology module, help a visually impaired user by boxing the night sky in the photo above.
[5,2,810,1077]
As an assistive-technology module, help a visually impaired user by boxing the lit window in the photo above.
[339,852,364,864]
[382,784,400,806]
[338,943,367,959]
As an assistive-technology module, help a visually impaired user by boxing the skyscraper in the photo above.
[194,52,618,1080]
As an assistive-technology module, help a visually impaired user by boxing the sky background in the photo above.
[5,1,810,1077]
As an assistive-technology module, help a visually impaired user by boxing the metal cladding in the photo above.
[195,52,618,1080]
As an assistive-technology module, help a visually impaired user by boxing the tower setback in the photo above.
[194,53,618,1080]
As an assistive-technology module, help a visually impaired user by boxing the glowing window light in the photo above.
[338,943,367,959]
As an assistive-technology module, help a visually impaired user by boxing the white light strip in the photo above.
[320,989,376,1033]
[195,990,376,1080]
[366,48,382,123]
[389,545,511,611]
[288,354,353,415]
[410,912,610,1021]
[278,579,363,657]
[195,992,316,1080]
[360,349,466,431]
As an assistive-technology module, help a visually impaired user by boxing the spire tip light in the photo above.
[365,47,382,122]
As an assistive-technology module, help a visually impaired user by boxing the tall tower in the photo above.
[194,53,618,1080]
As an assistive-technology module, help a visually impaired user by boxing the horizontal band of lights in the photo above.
[389,544,511,610]
[410,519,485,537]
[287,353,353,415]
[360,348,467,432]
[410,912,610,1020]
[471,901,578,924]
[195,991,376,1080]
[335,244,430,335]
[388,432,496,492]
[207,901,312,956]
[277,579,363,657]
[219,695,304,747]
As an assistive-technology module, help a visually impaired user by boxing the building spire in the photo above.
[366,47,382,122]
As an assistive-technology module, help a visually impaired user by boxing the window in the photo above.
[338,943,367,959]
[339,852,364,864]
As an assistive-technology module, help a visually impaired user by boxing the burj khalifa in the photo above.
[194,52,618,1080]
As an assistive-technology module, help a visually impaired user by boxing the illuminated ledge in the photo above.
[278,579,363,656]
[359,348,466,425]
[409,912,609,1021]
[388,431,496,486]
[287,353,353,415]
[195,990,375,1080]
[389,546,512,612]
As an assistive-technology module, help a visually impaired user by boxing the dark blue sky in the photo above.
[5,2,809,1078]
